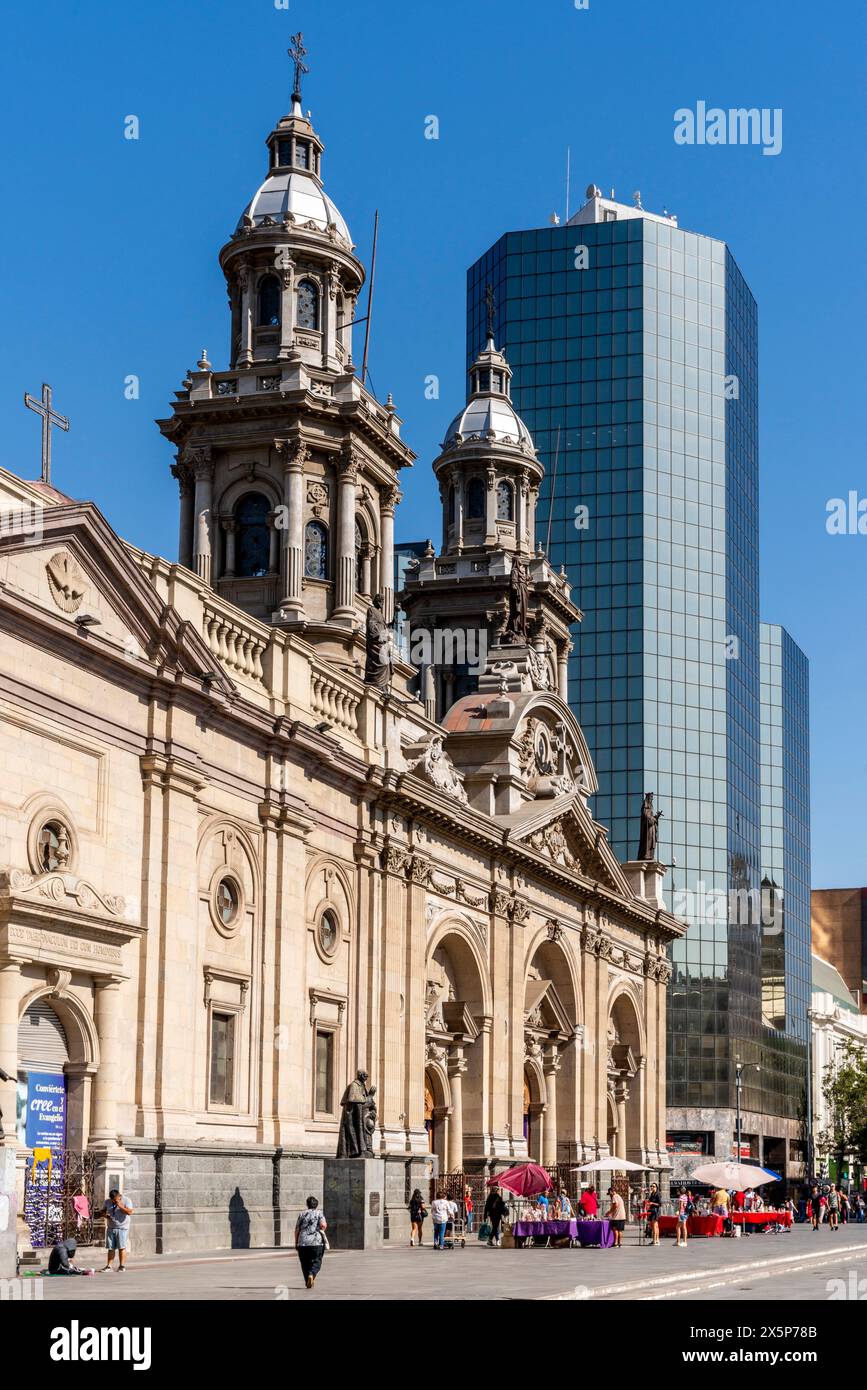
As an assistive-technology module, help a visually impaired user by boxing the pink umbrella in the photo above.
[486,1162,552,1197]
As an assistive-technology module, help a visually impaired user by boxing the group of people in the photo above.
[45,1188,134,1276]
[806,1184,865,1229]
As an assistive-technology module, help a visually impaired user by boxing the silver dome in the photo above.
[443,393,535,452]
[239,170,351,244]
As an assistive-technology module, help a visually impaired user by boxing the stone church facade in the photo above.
[0,69,683,1253]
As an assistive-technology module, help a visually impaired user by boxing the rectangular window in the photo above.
[210,1013,235,1107]
[315,1030,334,1114]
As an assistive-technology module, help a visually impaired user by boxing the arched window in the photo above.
[296,279,319,331]
[467,477,485,520]
[496,480,514,521]
[447,485,455,526]
[235,493,271,577]
[305,520,328,579]
[257,275,281,327]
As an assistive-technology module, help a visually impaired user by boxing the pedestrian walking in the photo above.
[827,1186,840,1230]
[809,1185,823,1231]
[430,1190,451,1250]
[483,1187,508,1247]
[645,1183,662,1245]
[295,1195,328,1289]
[675,1189,691,1247]
[463,1184,475,1234]
[839,1188,850,1224]
[606,1187,626,1248]
[408,1188,427,1246]
[100,1188,134,1273]
[856,1194,866,1223]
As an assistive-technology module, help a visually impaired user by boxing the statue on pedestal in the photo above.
[637,792,663,861]
[337,1070,376,1158]
[505,556,528,642]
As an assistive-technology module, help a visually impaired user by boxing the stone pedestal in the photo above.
[323,1157,385,1249]
[0,1146,17,1278]
[622,859,666,909]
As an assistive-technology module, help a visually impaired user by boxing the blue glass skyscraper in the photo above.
[467,189,809,1181]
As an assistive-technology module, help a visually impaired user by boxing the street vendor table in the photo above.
[512,1220,579,1244]
[573,1219,615,1248]
[732,1211,792,1229]
[657,1215,724,1237]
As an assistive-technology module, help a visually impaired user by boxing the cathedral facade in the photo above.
[0,67,683,1253]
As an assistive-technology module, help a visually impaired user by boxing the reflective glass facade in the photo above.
[759,624,811,1113]
[467,213,809,1148]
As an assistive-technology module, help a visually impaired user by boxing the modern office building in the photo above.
[467,187,811,1179]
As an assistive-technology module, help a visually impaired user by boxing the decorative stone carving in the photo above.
[406,735,467,804]
[526,645,554,692]
[46,551,87,614]
[307,480,330,514]
[455,880,486,909]
[525,818,578,871]
[1,869,126,918]
[545,918,564,944]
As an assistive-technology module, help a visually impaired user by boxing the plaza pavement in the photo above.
[22,1222,867,1301]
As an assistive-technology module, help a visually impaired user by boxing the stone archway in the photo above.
[607,991,645,1165]
[524,932,580,1167]
[424,927,488,1170]
[523,1053,546,1163]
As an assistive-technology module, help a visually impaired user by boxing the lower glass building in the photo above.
[467,189,810,1181]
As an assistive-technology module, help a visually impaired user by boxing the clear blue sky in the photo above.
[0,0,863,887]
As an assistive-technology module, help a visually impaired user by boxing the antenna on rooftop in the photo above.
[565,146,571,222]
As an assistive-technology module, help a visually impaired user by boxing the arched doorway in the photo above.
[524,935,580,1167]
[523,1060,546,1162]
[424,928,488,1170]
[17,999,70,1150]
[607,992,644,1164]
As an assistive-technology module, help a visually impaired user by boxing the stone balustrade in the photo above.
[203,600,267,684]
[310,664,361,734]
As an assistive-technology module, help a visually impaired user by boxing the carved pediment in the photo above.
[441,1000,479,1042]
[523,977,573,1038]
[0,869,128,919]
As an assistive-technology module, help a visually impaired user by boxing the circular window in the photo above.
[216,877,240,928]
[39,820,71,872]
[317,910,339,959]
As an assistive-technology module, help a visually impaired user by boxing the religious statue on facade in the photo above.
[363,594,393,690]
[505,555,529,642]
[336,1069,376,1158]
[637,792,663,861]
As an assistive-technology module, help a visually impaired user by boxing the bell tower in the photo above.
[399,334,580,719]
[158,38,413,658]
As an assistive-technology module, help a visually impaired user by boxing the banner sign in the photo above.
[25,1072,67,1151]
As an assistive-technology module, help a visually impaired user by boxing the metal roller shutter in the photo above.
[17,1000,69,1072]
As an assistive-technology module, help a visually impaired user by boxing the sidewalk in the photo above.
[26,1223,867,1301]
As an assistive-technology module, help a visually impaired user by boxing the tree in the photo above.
[817,1041,867,1180]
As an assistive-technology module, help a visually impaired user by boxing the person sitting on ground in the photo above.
[46,1237,86,1275]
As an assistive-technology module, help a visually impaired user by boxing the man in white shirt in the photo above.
[430,1192,451,1250]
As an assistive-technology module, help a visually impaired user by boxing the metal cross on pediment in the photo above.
[485,283,496,340]
[289,31,309,102]
[24,382,69,486]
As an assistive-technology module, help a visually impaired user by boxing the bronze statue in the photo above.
[364,595,392,690]
[337,1069,375,1158]
[505,555,528,642]
[638,792,663,861]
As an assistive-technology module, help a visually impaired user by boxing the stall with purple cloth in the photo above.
[573,1219,615,1248]
[512,1219,579,1245]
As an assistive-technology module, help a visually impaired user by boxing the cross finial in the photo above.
[23,383,69,486]
[289,31,309,103]
[485,283,496,342]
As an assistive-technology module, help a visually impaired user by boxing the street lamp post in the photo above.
[735,1060,761,1164]
[805,1007,814,1184]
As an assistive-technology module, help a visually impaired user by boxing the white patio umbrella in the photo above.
[689,1161,779,1188]
[576,1158,648,1172]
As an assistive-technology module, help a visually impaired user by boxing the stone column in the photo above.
[515,470,525,547]
[89,978,124,1146]
[615,1080,629,1160]
[558,641,572,702]
[191,448,214,586]
[324,262,342,372]
[542,1046,560,1168]
[276,437,306,619]
[276,252,294,360]
[447,1047,467,1171]
[0,963,20,1149]
[485,466,497,546]
[237,266,253,367]
[454,471,464,553]
[333,442,359,622]
[528,485,539,551]
[173,460,194,569]
[267,512,280,575]
[379,484,399,623]
[223,516,237,579]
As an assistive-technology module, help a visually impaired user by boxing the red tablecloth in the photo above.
[657,1215,724,1237]
[732,1211,792,1228]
